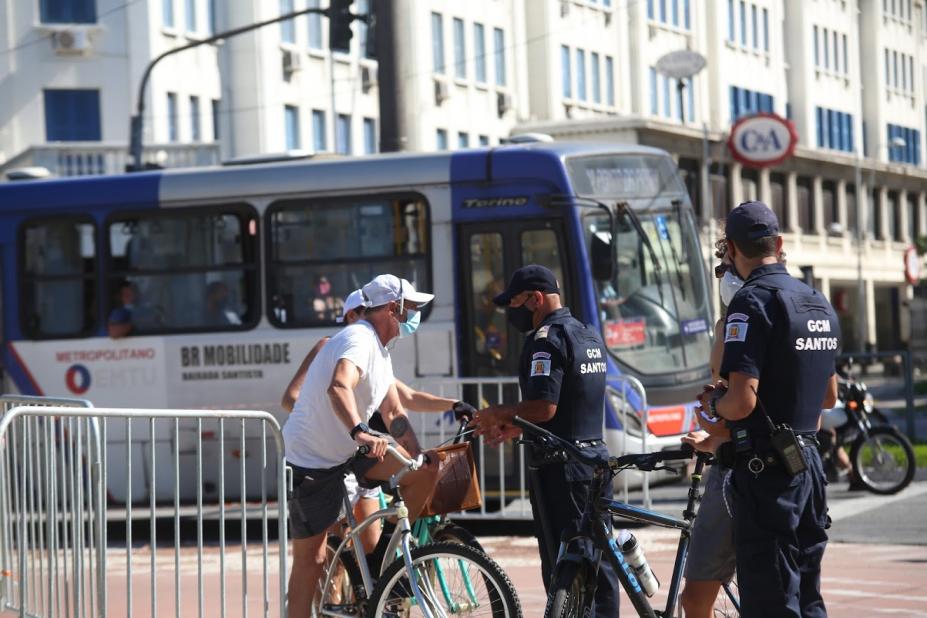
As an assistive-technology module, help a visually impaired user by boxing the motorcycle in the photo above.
[818,361,916,495]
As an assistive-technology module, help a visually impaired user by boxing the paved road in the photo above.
[3,480,924,617]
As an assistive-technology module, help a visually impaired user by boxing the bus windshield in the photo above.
[585,208,711,375]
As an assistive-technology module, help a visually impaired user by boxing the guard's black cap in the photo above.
[725,200,780,244]
[492,265,560,306]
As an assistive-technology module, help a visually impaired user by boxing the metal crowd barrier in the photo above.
[0,401,288,618]
[0,395,98,618]
[408,375,655,518]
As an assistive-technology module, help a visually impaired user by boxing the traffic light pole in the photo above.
[376,0,408,152]
[127,7,334,171]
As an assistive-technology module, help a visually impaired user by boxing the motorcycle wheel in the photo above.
[849,426,916,495]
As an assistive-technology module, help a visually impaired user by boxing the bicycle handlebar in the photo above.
[513,415,696,472]
[356,444,425,471]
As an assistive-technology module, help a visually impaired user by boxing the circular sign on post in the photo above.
[655,50,707,80]
[904,246,922,284]
[727,113,799,169]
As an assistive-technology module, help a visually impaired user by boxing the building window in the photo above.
[40,0,96,23]
[308,0,322,49]
[474,23,486,83]
[453,17,466,79]
[762,8,769,51]
[336,114,351,155]
[190,95,201,142]
[44,89,101,141]
[211,99,220,140]
[280,0,295,44]
[886,123,921,164]
[363,118,376,154]
[813,26,819,67]
[285,105,300,150]
[186,0,197,32]
[207,0,215,34]
[436,128,448,150]
[683,0,690,28]
[493,27,506,86]
[823,27,829,69]
[312,109,327,151]
[562,45,572,98]
[107,206,259,334]
[796,177,814,232]
[167,92,178,142]
[576,49,586,101]
[163,0,174,27]
[650,67,658,115]
[648,0,655,20]
[432,12,445,73]
[591,52,601,104]
[663,75,671,117]
[845,184,857,234]
[842,34,848,75]
[751,4,758,49]
[605,56,615,106]
[357,0,372,58]
[770,172,787,228]
[686,77,694,122]
[739,0,746,45]
[659,0,667,21]
[672,0,679,26]
[729,86,774,120]
[478,135,489,146]
[458,132,469,149]
[727,0,735,41]
[832,30,839,73]
[266,196,430,328]
[20,217,97,338]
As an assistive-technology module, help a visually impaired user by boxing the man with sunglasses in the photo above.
[470,264,619,618]
[696,202,839,618]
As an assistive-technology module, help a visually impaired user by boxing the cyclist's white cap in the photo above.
[362,274,434,309]
[336,289,366,323]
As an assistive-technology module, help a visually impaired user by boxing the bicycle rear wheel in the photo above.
[316,534,365,615]
[366,541,521,617]
[432,521,485,553]
[545,560,594,618]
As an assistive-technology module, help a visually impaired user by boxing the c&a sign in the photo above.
[727,113,799,169]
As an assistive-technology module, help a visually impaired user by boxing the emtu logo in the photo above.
[65,364,91,395]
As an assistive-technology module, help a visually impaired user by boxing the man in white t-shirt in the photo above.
[283,274,440,617]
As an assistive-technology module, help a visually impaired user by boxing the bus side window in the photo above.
[106,205,258,335]
[20,218,97,338]
[266,194,432,328]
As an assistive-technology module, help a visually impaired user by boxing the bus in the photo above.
[0,141,713,506]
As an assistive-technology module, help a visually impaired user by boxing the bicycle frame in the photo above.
[553,454,710,618]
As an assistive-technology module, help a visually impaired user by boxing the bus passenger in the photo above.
[281,287,475,555]
[282,274,441,617]
[107,280,136,338]
[204,281,242,326]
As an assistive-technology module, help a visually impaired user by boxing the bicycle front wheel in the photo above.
[366,541,521,618]
[545,560,594,618]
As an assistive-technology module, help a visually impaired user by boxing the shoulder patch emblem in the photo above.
[725,322,748,343]
[727,312,749,323]
[530,359,552,377]
[532,351,551,360]
[534,325,551,340]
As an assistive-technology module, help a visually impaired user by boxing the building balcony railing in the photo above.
[1,142,220,179]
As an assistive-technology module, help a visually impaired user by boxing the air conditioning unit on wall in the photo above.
[282,49,303,81]
[361,65,375,93]
[434,78,450,105]
[52,29,91,55]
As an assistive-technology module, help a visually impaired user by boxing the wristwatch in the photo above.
[350,422,371,440]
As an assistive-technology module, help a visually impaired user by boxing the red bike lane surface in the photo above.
[3,535,925,617]
[480,532,927,617]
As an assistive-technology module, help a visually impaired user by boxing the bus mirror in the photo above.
[591,232,614,281]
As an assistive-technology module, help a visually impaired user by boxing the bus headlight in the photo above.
[607,387,644,438]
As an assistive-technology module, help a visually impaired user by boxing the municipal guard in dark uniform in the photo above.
[471,264,619,617]
[699,202,839,618]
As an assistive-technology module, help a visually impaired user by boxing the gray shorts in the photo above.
[685,464,736,582]
[287,457,379,540]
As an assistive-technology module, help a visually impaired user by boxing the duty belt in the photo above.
[718,433,818,470]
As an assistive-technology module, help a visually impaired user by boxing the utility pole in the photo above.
[127,5,362,171]
[376,0,408,152]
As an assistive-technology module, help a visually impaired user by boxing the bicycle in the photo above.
[512,416,739,618]
[314,444,522,618]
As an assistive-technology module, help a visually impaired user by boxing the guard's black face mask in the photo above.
[506,304,535,333]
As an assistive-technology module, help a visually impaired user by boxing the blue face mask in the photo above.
[400,309,421,337]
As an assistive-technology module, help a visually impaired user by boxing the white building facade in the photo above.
[1,0,925,352]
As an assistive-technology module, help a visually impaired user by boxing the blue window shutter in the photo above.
[44,90,101,141]
[730,86,738,120]
[832,110,840,150]
[848,114,854,153]
[816,108,824,147]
